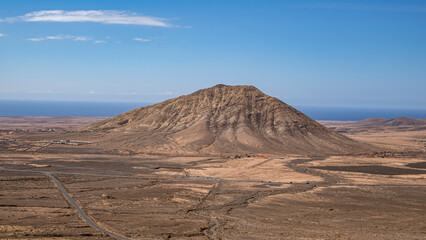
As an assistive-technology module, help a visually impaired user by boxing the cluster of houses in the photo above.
[0,138,88,146]
[0,128,56,135]
[1,131,14,136]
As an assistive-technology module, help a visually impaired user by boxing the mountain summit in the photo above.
[87,85,370,155]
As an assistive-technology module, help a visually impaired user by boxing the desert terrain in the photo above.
[0,115,425,239]
[0,116,107,132]
[0,86,425,240]
[2,0,424,238]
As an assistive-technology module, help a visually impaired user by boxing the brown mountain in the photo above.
[86,84,372,155]
[384,117,426,127]
[359,118,389,125]
[359,117,426,127]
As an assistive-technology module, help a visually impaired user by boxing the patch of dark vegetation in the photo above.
[0,177,46,182]
[312,165,426,175]
[0,156,33,160]
[79,233,94,236]
[72,225,91,228]
[118,119,129,125]
[31,233,68,237]
[356,150,425,158]
[406,162,426,169]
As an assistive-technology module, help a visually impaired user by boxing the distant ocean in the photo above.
[0,100,425,121]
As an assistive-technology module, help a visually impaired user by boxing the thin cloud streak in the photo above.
[133,37,152,42]
[26,35,92,42]
[0,33,6,37]
[73,36,90,41]
[1,10,174,27]
[27,37,44,42]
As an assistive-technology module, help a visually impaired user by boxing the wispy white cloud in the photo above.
[26,35,91,42]
[73,36,90,41]
[27,37,45,42]
[1,10,174,27]
[133,37,152,42]
[94,40,106,44]
[0,33,6,37]
[45,35,64,40]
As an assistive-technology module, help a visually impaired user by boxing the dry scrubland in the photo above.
[0,116,425,239]
[0,116,107,131]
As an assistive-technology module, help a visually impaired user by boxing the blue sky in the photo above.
[0,0,425,109]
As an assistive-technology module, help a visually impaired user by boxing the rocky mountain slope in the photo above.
[86,85,372,155]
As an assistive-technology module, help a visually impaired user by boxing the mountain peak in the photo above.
[86,85,371,155]
[192,84,264,97]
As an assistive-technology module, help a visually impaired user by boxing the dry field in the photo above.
[0,116,107,131]
[0,117,425,239]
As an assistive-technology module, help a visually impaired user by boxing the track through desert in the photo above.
[45,172,132,240]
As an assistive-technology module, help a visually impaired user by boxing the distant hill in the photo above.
[359,118,388,125]
[86,84,372,155]
[384,117,426,126]
[358,117,426,127]
[320,116,426,134]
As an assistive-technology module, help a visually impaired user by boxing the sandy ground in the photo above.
[0,118,425,239]
[0,116,108,131]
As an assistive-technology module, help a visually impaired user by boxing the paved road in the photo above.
[45,172,132,240]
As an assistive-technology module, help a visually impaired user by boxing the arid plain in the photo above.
[0,115,425,240]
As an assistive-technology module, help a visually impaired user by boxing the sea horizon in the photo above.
[0,99,424,121]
